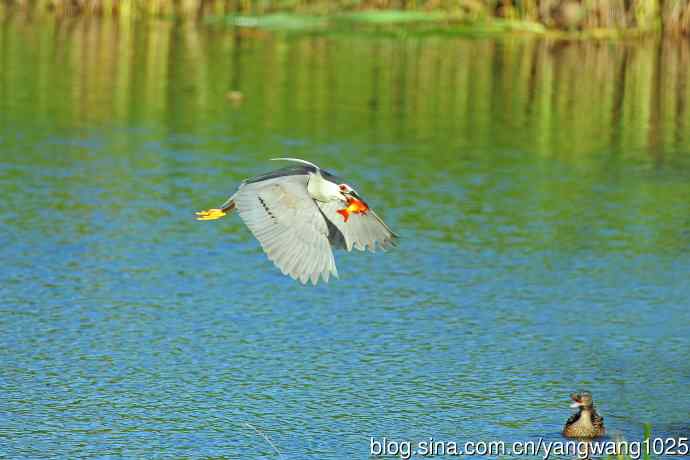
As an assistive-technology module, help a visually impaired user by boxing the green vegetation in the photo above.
[336,10,448,24]
[2,0,690,36]
[606,423,653,460]
[209,12,328,30]
[2,14,689,169]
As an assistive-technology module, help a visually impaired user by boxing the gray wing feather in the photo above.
[317,200,398,252]
[232,175,338,285]
[321,209,348,250]
[592,410,604,429]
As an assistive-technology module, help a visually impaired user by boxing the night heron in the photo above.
[196,158,398,285]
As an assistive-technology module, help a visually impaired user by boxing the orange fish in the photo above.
[337,197,369,222]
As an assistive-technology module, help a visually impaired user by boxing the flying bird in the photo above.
[196,158,398,285]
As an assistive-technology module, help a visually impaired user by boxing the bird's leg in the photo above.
[196,209,226,220]
[196,200,236,221]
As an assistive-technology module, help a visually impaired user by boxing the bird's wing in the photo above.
[316,200,398,252]
[564,411,581,428]
[592,411,605,429]
[233,175,338,285]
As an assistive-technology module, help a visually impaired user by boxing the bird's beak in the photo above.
[569,393,583,408]
[347,190,368,207]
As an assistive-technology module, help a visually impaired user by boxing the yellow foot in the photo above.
[195,208,227,221]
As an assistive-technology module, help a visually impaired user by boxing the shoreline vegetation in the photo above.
[2,10,689,164]
[1,1,690,37]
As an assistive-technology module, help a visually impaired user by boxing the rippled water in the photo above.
[1,17,689,459]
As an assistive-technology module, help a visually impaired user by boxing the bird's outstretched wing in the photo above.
[233,175,338,285]
[317,200,398,252]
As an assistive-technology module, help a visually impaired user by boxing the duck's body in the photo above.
[563,407,606,438]
[563,391,605,438]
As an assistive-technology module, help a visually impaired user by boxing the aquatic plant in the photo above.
[605,423,654,460]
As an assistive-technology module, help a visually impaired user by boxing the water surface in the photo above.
[1,17,689,459]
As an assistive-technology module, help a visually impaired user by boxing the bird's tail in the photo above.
[195,199,236,221]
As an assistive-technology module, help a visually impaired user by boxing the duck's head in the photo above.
[569,391,594,409]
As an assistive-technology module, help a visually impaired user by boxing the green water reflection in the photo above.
[2,16,689,460]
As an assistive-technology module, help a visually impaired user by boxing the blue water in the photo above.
[1,18,690,460]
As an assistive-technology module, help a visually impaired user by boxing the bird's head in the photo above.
[570,391,594,409]
[339,183,368,204]
[338,183,357,200]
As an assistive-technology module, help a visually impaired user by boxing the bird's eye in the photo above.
[339,184,347,191]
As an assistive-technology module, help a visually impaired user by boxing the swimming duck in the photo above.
[563,391,606,438]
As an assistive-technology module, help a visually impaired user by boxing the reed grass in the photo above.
[606,423,654,460]
[2,0,690,35]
